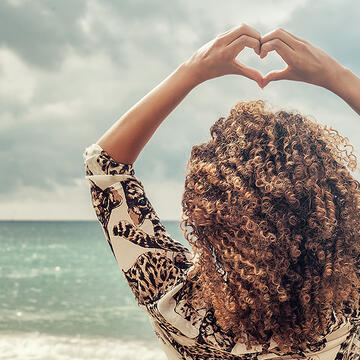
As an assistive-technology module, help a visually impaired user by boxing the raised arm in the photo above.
[328,66,360,116]
[259,28,360,116]
[96,23,263,165]
[83,24,265,308]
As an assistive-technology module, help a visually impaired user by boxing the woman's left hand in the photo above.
[184,23,263,87]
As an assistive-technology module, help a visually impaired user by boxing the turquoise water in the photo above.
[0,220,189,359]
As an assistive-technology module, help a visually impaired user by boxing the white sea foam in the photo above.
[5,266,72,279]
[0,331,167,360]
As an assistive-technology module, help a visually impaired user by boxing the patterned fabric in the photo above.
[83,143,360,360]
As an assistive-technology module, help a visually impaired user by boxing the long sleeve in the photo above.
[83,143,194,309]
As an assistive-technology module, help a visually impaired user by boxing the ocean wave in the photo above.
[4,266,70,279]
[0,331,167,360]
[0,307,147,327]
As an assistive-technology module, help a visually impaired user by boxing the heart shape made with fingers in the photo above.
[235,46,288,87]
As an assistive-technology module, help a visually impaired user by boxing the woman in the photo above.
[83,24,360,359]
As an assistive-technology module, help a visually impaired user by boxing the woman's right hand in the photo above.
[259,28,345,91]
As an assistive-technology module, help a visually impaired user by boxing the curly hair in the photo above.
[180,99,360,353]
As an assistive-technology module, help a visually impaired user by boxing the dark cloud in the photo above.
[0,120,85,197]
[1,0,359,216]
[0,0,192,71]
[0,0,88,70]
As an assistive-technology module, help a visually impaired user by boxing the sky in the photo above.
[0,0,359,221]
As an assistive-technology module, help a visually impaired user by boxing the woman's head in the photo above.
[181,99,360,352]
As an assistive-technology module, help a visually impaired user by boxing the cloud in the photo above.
[0,0,359,220]
[0,178,93,220]
[0,173,185,222]
[281,0,360,71]
[0,0,87,69]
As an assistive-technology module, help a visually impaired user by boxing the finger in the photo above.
[227,34,261,56]
[281,28,308,44]
[261,67,294,87]
[259,39,296,65]
[261,28,300,52]
[232,62,263,87]
[217,23,261,47]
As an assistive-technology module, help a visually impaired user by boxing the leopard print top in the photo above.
[83,143,360,360]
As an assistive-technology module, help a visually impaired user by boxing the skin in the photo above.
[259,27,360,117]
[96,24,360,165]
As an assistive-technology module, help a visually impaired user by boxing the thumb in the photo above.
[262,67,292,88]
[233,61,263,87]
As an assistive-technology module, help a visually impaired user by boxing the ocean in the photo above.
[0,220,189,360]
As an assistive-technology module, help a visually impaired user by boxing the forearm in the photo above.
[97,62,201,164]
[327,65,360,116]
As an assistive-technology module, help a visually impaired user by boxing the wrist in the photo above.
[325,64,360,115]
[178,59,206,87]
[325,64,355,95]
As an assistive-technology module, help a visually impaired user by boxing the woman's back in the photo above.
[84,101,360,359]
[180,100,360,356]
[83,24,360,359]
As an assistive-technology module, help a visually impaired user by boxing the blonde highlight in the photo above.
[180,99,360,353]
